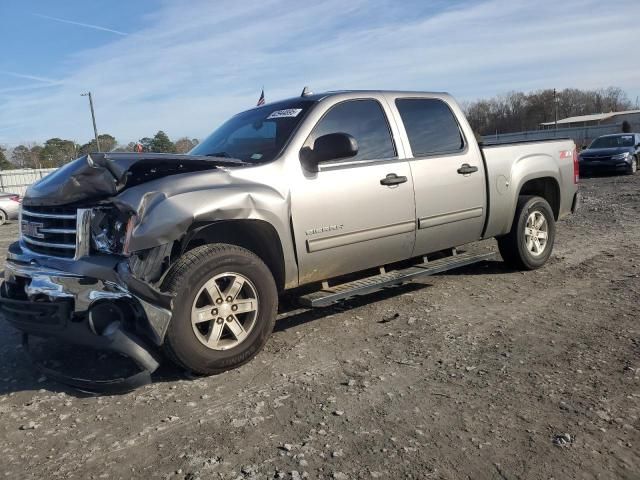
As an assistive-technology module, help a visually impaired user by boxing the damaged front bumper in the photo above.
[0,242,173,392]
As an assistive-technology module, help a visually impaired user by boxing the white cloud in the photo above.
[32,14,129,36]
[1,0,638,146]
[0,70,60,84]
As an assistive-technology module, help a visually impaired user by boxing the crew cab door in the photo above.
[290,98,416,285]
[391,96,487,255]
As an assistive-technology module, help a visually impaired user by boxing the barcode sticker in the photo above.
[267,109,302,119]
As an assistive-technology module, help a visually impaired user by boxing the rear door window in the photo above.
[396,98,465,157]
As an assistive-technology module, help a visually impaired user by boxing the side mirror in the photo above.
[300,133,358,171]
[581,145,587,150]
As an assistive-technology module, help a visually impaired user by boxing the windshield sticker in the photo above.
[267,108,302,119]
[251,153,263,160]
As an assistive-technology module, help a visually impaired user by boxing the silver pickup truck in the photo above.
[0,90,579,391]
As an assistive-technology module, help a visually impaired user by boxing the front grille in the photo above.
[21,206,78,258]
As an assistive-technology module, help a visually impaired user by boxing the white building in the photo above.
[540,110,640,129]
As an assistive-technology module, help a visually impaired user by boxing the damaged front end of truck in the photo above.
[0,152,267,392]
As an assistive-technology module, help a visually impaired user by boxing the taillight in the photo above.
[9,195,20,203]
[573,149,579,184]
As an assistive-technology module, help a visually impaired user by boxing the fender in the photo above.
[113,166,300,289]
[504,153,561,234]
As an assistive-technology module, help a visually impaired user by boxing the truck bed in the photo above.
[480,138,577,239]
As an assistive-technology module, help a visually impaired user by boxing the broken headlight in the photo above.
[90,208,136,255]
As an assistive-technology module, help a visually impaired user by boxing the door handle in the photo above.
[457,163,478,175]
[380,173,408,186]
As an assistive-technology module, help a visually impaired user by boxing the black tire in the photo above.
[161,243,277,375]
[627,156,637,175]
[497,195,556,270]
[0,210,6,226]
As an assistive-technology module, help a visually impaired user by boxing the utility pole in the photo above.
[553,88,558,131]
[81,92,100,152]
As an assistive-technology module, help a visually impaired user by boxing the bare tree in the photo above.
[463,86,633,135]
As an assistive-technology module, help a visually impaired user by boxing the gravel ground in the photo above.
[0,174,638,479]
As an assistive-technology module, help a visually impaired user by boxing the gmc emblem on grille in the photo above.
[21,220,45,239]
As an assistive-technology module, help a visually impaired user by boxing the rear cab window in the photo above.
[395,98,465,157]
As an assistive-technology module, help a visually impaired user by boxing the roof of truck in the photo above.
[278,90,449,102]
[241,90,454,115]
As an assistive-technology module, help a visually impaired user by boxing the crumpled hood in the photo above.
[17,150,297,288]
[22,152,244,207]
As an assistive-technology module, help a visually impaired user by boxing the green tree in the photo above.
[0,147,13,170]
[11,145,31,168]
[174,137,199,153]
[150,131,175,153]
[78,134,117,156]
[111,142,138,152]
[39,138,78,167]
[29,145,43,168]
[137,137,153,152]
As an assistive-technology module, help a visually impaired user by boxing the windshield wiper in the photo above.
[206,151,232,158]
[202,152,248,165]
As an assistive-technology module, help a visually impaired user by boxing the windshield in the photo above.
[589,135,634,149]
[190,100,315,163]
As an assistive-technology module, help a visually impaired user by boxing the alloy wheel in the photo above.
[190,272,259,351]
[524,210,548,257]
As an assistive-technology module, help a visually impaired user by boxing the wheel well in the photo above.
[518,177,560,219]
[183,220,286,291]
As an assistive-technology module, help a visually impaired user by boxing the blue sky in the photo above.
[1,0,639,147]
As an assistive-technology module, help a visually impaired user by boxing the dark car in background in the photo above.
[579,133,640,176]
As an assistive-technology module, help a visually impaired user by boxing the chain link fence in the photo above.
[481,121,640,147]
[0,168,57,197]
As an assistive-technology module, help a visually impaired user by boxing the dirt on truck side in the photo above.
[0,173,638,479]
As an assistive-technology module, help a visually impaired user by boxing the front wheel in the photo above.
[498,195,556,270]
[162,243,278,375]
[627,156,637,175]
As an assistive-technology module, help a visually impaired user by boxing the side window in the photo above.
[305,99,395,162]
[396,98,464,157]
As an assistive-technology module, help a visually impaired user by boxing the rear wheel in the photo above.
[162,243,278,375]
[498,195,556,270]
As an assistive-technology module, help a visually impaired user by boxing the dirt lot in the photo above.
[0,174,638,480]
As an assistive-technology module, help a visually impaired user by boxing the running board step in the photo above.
[298,251,497,308]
